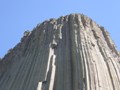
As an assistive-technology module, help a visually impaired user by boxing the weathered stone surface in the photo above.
[0,14,120,90]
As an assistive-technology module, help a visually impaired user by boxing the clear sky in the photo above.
[0,0,120,58]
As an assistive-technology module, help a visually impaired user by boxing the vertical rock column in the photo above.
[0,14,120,90]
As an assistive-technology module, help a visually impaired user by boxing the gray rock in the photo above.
[0,14,120,90]
[24,30,31,37]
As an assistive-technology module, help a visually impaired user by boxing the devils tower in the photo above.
[0,14,120,90]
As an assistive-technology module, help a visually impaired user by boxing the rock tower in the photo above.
[0,14,120,90]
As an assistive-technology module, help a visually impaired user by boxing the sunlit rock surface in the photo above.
[0,14,120,90]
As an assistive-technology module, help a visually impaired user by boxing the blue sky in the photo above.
[0,0,120,58]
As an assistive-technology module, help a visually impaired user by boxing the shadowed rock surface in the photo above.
[0,14,120,90]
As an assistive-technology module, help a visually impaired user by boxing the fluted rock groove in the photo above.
[0,14,120,90]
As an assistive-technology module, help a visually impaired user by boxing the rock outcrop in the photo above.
[0,14,120,90]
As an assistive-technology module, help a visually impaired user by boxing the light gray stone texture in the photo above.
[0,14,120,90]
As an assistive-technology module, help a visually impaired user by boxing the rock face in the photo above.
[0,14,120,90]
